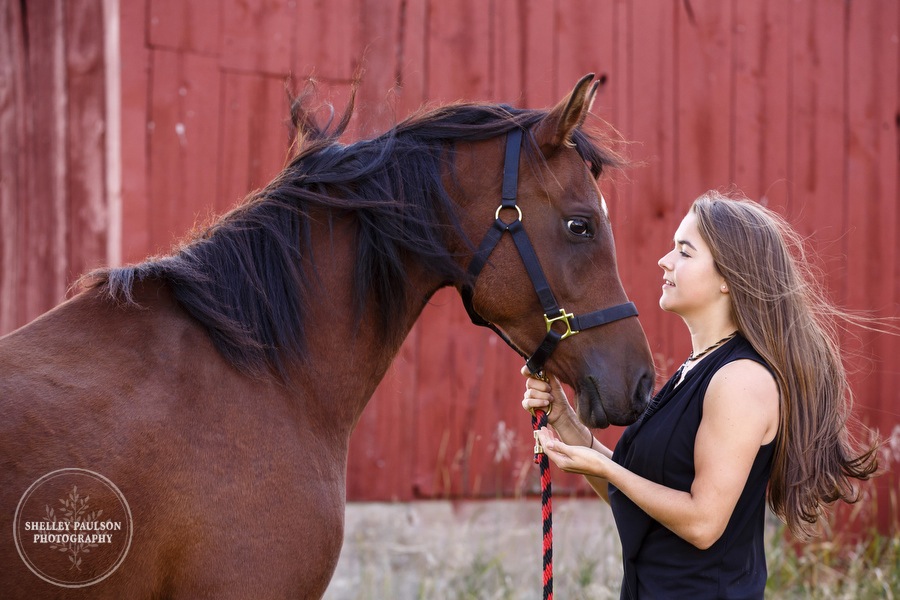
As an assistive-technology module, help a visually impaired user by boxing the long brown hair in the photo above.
[692,190,880,539]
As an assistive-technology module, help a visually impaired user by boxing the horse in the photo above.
[0,73,654,598]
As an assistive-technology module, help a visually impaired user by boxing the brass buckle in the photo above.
[544,308,579,340]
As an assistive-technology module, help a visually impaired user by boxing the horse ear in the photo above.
[532,73,596,157]
[581,80,601,125]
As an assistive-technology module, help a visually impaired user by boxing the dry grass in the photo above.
[765,528,899,599]
[325,498,899,599]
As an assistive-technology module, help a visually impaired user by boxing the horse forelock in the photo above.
[85,101,622,383]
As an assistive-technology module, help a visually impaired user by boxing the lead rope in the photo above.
[531,408,552,600]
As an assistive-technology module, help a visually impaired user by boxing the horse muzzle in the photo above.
[577,369,653,429]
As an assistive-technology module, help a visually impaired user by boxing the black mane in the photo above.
[87,93,622,382]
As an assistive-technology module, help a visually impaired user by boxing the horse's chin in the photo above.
[574,377,610,429]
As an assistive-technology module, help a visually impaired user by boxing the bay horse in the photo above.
[0,74,653,598]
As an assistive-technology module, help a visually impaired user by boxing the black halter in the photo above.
[460,128,639,375]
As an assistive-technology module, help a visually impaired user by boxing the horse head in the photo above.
[454,74,654,428]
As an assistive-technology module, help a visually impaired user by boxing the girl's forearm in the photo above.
[551,418,613,502]
[584,470,611,502]
[602,460,715,548]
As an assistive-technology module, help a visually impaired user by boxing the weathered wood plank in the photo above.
[491,0,525,104]
[787,0,847,302]
[65,0,109,278]
[521,0,556,108]
[354,0,403,138]
[21,0,69,321]
[675,0,733,204]
[732,0,790,209]
[391,0,427,117]
[556,0,615,117]
[619,0,679,384]
[221,0,294,74]
[843,0,899,533]
[426,0,491,101]
[120,0,151,263]
[218,71,291,213]
[148,0,222,56]
[147,49,220,253]
[0,0,27,332]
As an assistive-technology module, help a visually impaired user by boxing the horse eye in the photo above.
[566,218,593,238]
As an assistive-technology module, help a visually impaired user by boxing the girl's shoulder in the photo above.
[706,358,779,444]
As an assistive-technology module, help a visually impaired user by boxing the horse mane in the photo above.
[84,84,624,382]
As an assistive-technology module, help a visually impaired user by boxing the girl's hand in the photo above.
[536,427,607,478]
[520,366,577,428]
[523,372,615,503]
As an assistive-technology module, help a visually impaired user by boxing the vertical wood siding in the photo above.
[1,0,109,332]
[2,1,897,524]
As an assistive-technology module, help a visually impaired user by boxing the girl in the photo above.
[522,191,879,598]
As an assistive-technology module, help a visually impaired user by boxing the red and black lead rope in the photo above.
[531,407,553,600]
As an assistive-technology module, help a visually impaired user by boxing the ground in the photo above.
[325,498,622,600]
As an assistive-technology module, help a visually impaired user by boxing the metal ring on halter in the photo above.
[495,204,523,223]
[529,405,552,418]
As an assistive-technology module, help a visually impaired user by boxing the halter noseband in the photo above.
[460,128,639,375]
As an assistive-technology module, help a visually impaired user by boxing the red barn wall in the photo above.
[2,0,898,525]
[1,0,111,330]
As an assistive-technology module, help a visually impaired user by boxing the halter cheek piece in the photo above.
[460,128,639,375]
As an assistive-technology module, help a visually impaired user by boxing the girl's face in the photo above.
[657,212,727,317]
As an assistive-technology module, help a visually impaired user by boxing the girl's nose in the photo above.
[658,249,673,271]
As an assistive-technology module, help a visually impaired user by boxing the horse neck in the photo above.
[291,216,446,433]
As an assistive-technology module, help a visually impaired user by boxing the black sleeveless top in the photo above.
[609,334,776,599]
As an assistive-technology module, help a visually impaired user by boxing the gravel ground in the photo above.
[324,498,623,600]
